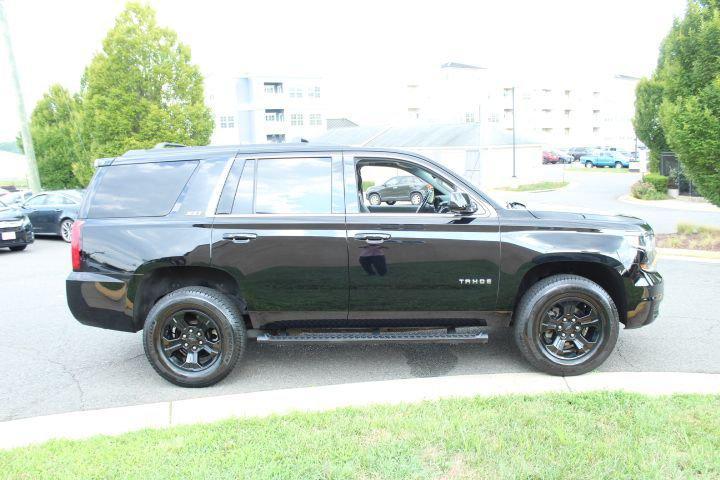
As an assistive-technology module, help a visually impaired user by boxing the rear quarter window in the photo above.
[87,160,198,218]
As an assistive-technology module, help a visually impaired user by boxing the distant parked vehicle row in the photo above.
[580,150,630,169]
[542,150,573,164]
[21,190,83,242]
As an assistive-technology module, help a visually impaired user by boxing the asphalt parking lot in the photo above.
[2,237,719,421]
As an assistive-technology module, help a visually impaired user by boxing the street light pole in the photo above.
[0,1,41,193]
[512,86,516,178]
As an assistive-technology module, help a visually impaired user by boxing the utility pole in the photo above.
[512,86,516,178]
[0,1,41,193]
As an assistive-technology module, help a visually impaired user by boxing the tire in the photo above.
[386,201,396,205]
[512,274,619,376]
[9,245,26,251]
[368,193,381,206]
[585,161,594,169]
[615,162,623,169]
[60,219,73,243]
[410,192,423,205]
[143,286,247,387]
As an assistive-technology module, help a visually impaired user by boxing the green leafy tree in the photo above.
[27,85,87,189]
[76,2,213,184]
[639,0,720,205]
[633,78,668,172]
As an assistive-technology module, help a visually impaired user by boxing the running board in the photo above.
[256,330,489,345]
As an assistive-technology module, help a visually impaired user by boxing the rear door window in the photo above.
[88,160,198,218]
[254,157,331,214]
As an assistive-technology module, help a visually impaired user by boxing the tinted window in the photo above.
[254,158,331,214]
[25,195,47,206]
[232,160,255,214]
[88,160,198,218]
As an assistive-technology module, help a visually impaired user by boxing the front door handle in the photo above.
[222,232,257,244]
[354,233,391,244]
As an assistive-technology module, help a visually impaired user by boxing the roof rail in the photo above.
[153,142,187,149]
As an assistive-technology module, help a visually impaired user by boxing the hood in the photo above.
[0,205,24,221]
[528,209,651,233]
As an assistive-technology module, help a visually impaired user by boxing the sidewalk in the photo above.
[3,371,719,450]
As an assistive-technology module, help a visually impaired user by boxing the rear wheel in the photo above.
[9,245,26,252]
[60,219,73,243]
[585,161,594,168]
[513,274,619,376]
[368,193,381,206]
[410,192,423,205]
[143,286,246,387]
[615,161,623,169]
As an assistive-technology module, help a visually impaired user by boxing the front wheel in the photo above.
[410,192,423,205]
[60,219,74,243]
[585,161,594,169]
[615,162,623,169]
[368,193,381,206]
[143,286,247,387]
[513,274,619,376]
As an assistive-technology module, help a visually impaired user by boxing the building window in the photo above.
[264,82,283,94]
[504,108,513,121]
[542,128,553,133]
[564,89,571,97]
[593,127,600,135]
[464,112,475,123]
[290,113,304,126]
[220,115,235,128]
[265,109,284,122]
[289,87,303,98]
[542,88,551,95]
[593,91,600,98]
[309,113,322,126]
[308,86,321,98]
[565,128,571,136]
[564,109,571,118]
[503,87,513,97]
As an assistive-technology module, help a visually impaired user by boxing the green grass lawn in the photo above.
[1,392,718,479]
[500,181,569,192]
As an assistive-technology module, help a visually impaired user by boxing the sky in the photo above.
[0,0,687,141]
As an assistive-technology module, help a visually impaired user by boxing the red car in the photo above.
[542,151,559,164]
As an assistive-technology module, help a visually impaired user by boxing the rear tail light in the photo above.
[71,220,85,271]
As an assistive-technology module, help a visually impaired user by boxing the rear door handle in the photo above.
[354,233,391,244]
[222,232,257,244]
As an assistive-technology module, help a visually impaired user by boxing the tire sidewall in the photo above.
[515,276,619,375]
[410,192,422,205]
[143,290,244,387]
[60,219,73,242]
[369,193,381,205]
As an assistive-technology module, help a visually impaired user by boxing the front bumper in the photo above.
[0,225,34,248]
[624,270,663,329]
[66,271,137,332]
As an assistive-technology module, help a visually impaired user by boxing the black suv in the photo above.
[67,144,663,387]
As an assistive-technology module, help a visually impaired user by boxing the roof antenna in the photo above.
[153,142,187,149]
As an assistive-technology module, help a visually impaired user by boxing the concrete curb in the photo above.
[2,372,719,450]
[658,247,720,261]
[618,194,720,212]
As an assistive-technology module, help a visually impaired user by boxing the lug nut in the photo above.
[184,343,188,347]
[182,335,186,339]
[570,334,575,338]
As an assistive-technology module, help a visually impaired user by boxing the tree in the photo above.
[76,2,213,183]
[633,78,669,172]
[27,85,87,189]
[658,1,720,205]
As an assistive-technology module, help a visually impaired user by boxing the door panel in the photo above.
[210,153,349,329]
[347,214,500,324]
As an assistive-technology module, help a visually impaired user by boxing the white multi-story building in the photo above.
[405,63,640,150]
[205,74,326,145]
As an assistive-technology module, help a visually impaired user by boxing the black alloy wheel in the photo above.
[143,287,246,387]
[513,274,619,376]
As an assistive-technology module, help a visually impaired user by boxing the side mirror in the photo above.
[448,192,476,214]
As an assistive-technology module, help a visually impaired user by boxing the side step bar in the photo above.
[256,330,489,345]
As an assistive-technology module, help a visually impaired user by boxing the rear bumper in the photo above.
[66,271,137,332]
[624,270,663,329]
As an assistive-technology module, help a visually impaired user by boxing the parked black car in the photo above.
[365,175,432,205]
[568,147,592,161]
[66,144,663,387]
[0,199,34,251]
[21,190,83,242]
